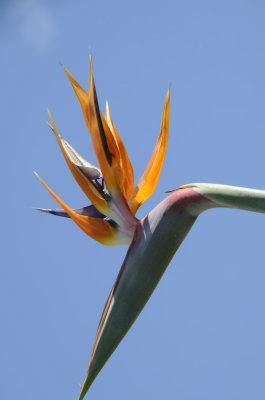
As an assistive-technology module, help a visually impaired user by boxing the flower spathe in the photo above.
[35,55,170,246]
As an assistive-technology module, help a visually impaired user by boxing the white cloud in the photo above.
[9,0,56,53]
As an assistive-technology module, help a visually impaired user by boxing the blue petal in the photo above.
[34,204,105,219]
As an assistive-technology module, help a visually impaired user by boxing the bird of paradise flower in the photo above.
[35,56,265,399]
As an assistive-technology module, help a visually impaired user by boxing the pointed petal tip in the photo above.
[60,63,67,73]
[178,183,197,189]
[32,207,52,214]
[61,64,76,86]
[165,87,170,103]
[165,184,196,193]
[165,187,178,193]
[34,172,50,189]
[34,171,50,191]
[46,109,62,139]
[45,108,54,132]
[46,107,53,125]
[105,100,110,118]
[32,206,42,211]
[89,54,94,84]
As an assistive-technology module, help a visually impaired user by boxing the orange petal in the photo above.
[99,111,124,193]
[34,172,118,246]
[62,59,122,197]
[47,109,110,216]
[61,64,89,112]
[129,89,170,215]
[105,102,134,201]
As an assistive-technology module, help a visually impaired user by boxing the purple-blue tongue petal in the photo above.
[34,204,105,219]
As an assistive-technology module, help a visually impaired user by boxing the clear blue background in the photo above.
[1,1,265,399]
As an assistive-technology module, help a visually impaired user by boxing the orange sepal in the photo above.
[34,172,117,246]
[105,102,134,201]
[61,64,89,113]
[47,109,109,216]
[99,112,124,192]
[129,89,170,215]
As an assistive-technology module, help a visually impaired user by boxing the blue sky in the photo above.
[1,0,265,399]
